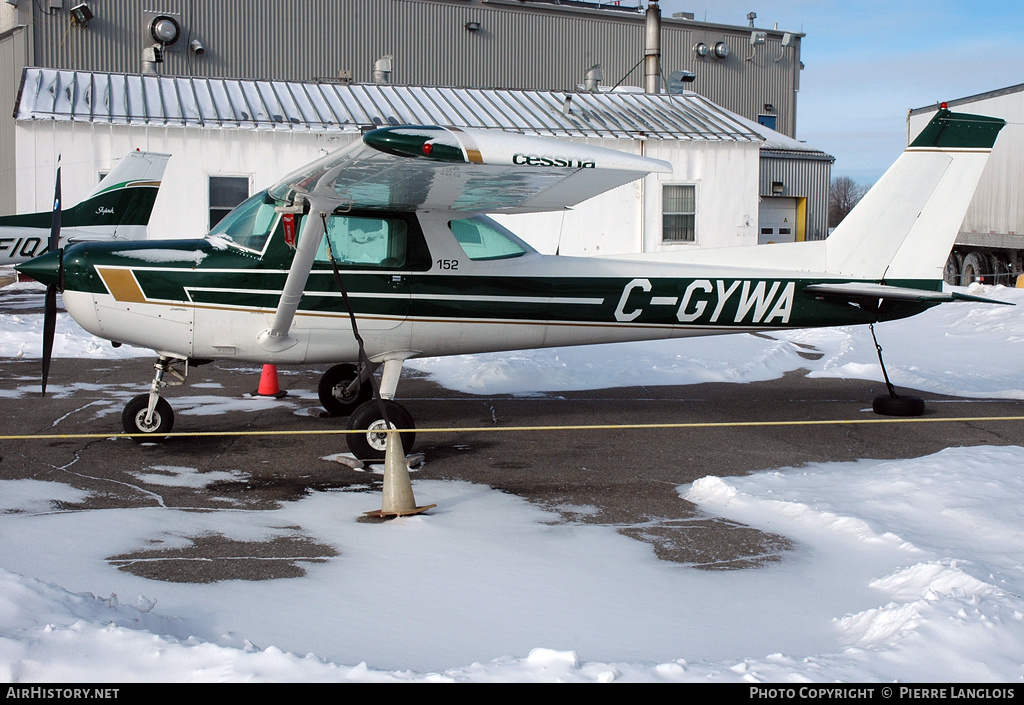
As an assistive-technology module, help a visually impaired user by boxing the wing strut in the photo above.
[256,194,333,352]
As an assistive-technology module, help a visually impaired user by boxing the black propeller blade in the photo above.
[41,157,62,396]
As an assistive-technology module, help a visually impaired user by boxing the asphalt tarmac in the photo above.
[3,346,1023,582]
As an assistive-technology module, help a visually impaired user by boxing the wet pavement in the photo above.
[2,345,1022,582]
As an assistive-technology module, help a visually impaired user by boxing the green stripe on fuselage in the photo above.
[64,241,935,329]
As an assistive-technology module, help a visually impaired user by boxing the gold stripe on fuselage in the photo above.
[95,266,148,303]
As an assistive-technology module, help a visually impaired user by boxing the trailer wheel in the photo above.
[960,252,986,285]
[988,253,1010,286]
[943,251,962,286]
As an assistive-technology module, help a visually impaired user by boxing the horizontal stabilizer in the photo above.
[805,282,1013,306]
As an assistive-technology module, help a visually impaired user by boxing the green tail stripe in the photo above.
[910,109,1005,150]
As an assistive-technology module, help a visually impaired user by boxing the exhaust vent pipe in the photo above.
[373,55,393,84]
[644,2,661,94]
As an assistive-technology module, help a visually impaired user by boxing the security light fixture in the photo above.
[464,21,481,32]
[5,0,19,8]
[150,15,181,46]
[70,3,94,26]
[772,181,784,195]
[763,103,774,113]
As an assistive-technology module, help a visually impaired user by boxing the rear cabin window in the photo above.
[449,216,531,260]
[315,214,409,269]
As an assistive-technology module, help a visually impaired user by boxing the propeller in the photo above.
[41,156,62,396]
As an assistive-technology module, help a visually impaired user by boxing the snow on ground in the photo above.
[1,282,1023,682]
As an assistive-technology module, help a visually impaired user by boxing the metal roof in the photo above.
[15,67,762,143]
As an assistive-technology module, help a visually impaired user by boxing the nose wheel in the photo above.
[121,356,187,441]
[122,394,174,436]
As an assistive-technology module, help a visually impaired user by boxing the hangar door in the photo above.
[758,197,800,244]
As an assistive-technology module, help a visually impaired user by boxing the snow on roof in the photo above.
[716,103,833,161]
[15,67,762,143]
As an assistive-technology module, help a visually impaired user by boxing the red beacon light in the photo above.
[940,102,948,110]
[422,142,434,156]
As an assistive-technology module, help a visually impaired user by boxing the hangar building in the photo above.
[1,0,831,252]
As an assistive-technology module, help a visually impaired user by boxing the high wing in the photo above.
[268,125,672,213]
[257,126,673,352]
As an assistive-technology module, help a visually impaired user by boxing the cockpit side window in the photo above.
[314,214,409,269]
[449,216,532,261]
[209,190,279,254]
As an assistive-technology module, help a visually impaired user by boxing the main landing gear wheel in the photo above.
[347,400,415,462]
[122,394,174,439]
[318,364,373,417]
[872,395,925,417]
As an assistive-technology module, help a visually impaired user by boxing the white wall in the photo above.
[16,123,759,252]
[16,122,356,239]
[496,139,759,255]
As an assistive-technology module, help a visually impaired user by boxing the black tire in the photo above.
[346,400,415,461]
[318,364,372,416]
[988,253,1010,286]
[943,251,962,286]
[960,252,986,285]
[872,395,925,417]
[122,394,174,440]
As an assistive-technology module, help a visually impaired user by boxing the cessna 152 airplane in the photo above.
[16,108,1006,460]
[0,151,169,267]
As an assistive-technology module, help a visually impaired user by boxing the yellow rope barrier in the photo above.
[2,415,1023,442]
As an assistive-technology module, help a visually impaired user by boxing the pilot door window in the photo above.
[315,215,408,269]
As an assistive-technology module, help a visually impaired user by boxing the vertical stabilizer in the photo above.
[65,151,171,240]
[825,110,1003,283]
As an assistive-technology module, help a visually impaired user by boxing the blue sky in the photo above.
[656,0,1022,185]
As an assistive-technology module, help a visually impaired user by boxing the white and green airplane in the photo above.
[0,151,169,267]
[16,109,1006,459]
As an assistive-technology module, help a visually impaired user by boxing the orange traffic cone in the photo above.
[253,364,287,398]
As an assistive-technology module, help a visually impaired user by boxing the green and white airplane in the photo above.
[0,151,169,267]
[16,109,1006,459]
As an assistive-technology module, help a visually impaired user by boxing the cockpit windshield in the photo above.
[209,190,280,253]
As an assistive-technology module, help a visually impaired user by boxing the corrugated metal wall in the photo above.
[760,154,831,241]
[23,0,801,136]
[5,0,817,229]
[0,24,29,213]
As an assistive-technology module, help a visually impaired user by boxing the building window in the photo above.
[662,184,696,243]
[209,176,250,230]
